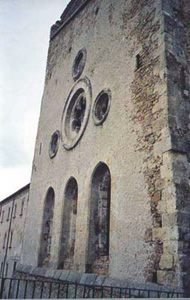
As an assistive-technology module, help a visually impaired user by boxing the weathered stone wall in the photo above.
[20,0,190,291]
[0,185,29,278]
[22,0,167,284]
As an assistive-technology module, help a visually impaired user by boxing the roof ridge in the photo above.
[0,183,30,204]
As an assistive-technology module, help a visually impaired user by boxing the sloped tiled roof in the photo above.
[50,0,90,39]
[0,184,30,205]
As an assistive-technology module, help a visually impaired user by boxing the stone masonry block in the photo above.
[160,152,173,181]
[54,270,63,280]
[67,271,83,283]
[32,267,46,277]
[162,212,177,227]
[157,270,179,287]
[94,274,107,286]
[44,268,56,278]
[159,253,173,270]
[80,273,98,285]
[162,185,177,213]
[59,270,70,281]
[162,226,178,241]
[153,127,172,158]
[152,228,163,240]
[153,226,178,241]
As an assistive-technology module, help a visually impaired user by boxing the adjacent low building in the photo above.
[0,184,29,277]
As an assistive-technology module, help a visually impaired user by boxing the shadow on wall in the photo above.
[86,162,111,275]
[58,177,78,270]
[38,187,55,268]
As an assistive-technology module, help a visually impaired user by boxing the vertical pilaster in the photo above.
[160,0,190,293]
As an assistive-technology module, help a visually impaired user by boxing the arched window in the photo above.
[58,177,78,270]
[38,187,55,267]
[87,162,111,274]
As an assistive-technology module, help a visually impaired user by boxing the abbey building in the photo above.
[1,0,190,294]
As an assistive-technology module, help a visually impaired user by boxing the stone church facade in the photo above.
[1,0,190,293]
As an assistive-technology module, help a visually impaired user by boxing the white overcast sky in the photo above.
[0,0,70,200]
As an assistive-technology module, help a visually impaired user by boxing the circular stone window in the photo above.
[49,130,60,158]
[72,48,87,80]
[61,77,92,150]
[92,89,111,125]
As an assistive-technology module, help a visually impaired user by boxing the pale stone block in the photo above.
[162,212,177,227]
[163,240,178,255]
[152,117,168,133]
[157,270,178,286]
[162,226,179,241]
[161,185,177,213]
[152,228,163,240]
[159,253,173,269]
[153,128,172,157]
[157,200,167,214]
[160,153,173,181]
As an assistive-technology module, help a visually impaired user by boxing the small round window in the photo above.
[49,131,60,158]
[72,48,87,80]
[92,90,111,125]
